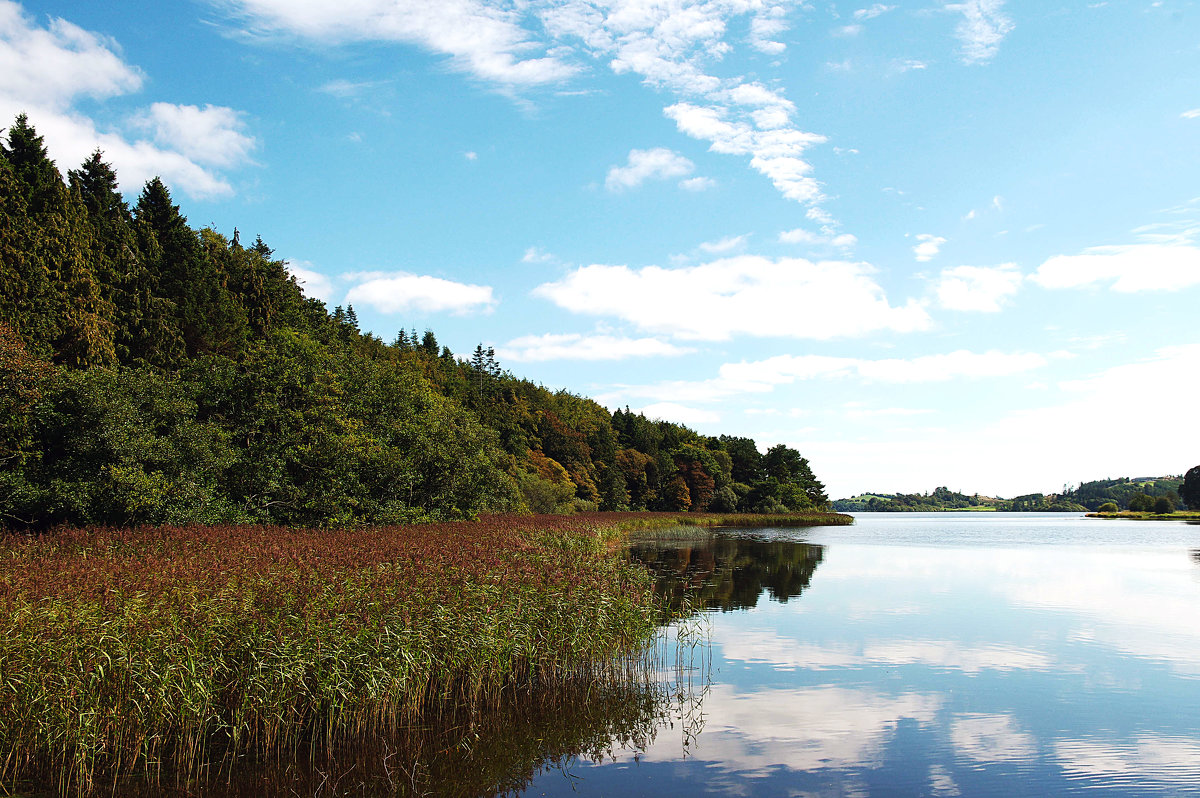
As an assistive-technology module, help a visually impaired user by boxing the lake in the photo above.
[519,512,1200,797]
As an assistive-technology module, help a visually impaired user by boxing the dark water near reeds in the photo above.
[107,513,1200,797]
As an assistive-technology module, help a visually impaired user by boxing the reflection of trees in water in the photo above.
[629,533,825,612]
[114,674,672,797]
[1192,549,1200,565]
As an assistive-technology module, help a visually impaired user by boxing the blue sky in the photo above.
[4,0,1198,498]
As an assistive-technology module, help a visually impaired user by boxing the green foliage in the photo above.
[1153,495,1175,514]
[0,114,833,530]
[1097,501,1119,514]
[1127,492,1154,512]
[1182,466,1200,511]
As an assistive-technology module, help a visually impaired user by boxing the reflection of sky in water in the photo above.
[523,514,1200,797]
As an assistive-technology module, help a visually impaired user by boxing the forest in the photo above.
[0,114,829,530]
[833,476,1188,513]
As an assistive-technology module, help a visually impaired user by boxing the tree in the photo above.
[1181,467,1200,510]
[1097,501,1119,514]
[1153,496,1175,514]
[1127,492,1154,512]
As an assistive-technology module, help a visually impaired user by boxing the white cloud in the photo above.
[835,24,863,36]
[131,103,256,168]
[344,272,496,314]
[1182,109,1200,119]
[854,4,896,20]
[636,402,720,425]
[220,0,575,86]
[285,260,336,304]
[666,102,827,204]
[1030,244,1200,292]
[698,234,747,254]
[947,0,1014,65]
[779,227,858,249]
[934,263,1023,311]
[463,150,478,161]
[496,333,691,362]
[678,175,716,191]
[0,1,142,109]
[533,255,931,341]
[521,246,555,264]
[845,407,934,419]
[913,233,946,261]
[0,2,254,199]
[605,147,693,191]
[721,349,1048,387]
[318,78,386,98]
[598,348,1048,409]
[749,6,791,54]
[220,0,829,212]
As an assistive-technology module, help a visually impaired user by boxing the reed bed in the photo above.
[0,511,848,794]
[0,513,680,795]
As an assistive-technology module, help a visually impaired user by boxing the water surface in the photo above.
[522,512,1200,797]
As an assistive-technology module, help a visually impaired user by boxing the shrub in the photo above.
[1097,501,1119,514]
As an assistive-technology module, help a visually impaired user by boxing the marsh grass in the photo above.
[0,514,675,795]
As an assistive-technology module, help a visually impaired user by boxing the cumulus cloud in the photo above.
[0,1,141,107]
[666,102,827,203]
[913,233,946,262]
[1030,244,1200,292]
[605,147,693,191]
[344,272,496,314]
[131,103,256,168]
[496,333,691,362]
[285,260,336,304]
[934,263,1023,311]
[0,2,255,199]
[533,255,931,341]
[947,0,1014,65]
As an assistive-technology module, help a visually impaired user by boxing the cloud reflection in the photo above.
[718,625,1053,675]
[1054,734,1200,787]
[643,684,941,775]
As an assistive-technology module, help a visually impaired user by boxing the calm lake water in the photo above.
[518,512,1200,797]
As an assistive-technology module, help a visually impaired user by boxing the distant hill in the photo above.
[833,476,1183,513]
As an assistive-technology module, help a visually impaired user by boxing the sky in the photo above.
[3,0,1198,499]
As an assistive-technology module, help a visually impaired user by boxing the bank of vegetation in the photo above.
[1,115,829,531]
[835,475,1195,514]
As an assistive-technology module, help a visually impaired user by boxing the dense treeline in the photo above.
[834,476,1187,513]
[0,115,828,529]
